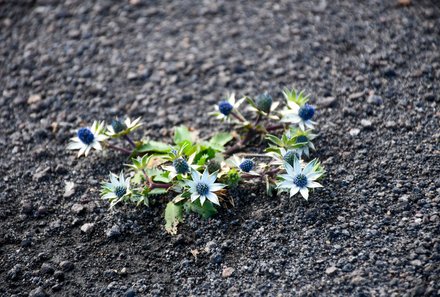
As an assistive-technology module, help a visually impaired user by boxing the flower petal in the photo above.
[299,188,309,200]
[290,186,300,197]
[308,181,323,188]
[207,192,220,205]
[293,158,301,175]
[191,193,200,202]
[210,183,225,192]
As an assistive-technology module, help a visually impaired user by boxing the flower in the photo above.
[211,93,245,122]
[277,158,323,200]
[67,121,108,157]
[186,169,226,205]
[173,158,190,174]
[101,171,131,207]
[230,156,260,176]
[266,148,303,168]
[282,88,310,106]
[106,117,142,137]
[280,102,316,131]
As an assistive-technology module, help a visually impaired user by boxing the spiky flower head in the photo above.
[298,104,315,121]
[106,117,142,137]
[67,121,108,157]
[282,88,310,106]
[101,171,131,208]
[239,159,254,173]
[173,158,190,174]
[185,169,226,205]
[207,159,221,173]
[218,101,233,116]
[111,119,127,134]
[255,92,273,113]
[283,150,299,166]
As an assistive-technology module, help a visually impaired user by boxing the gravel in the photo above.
[0,0,439,296]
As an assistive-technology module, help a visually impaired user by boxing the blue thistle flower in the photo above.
[298,104,315,121]
[111,119,127,134]
[283,150,299,166]
[293,174,308,188]
[77,128,95,145]
[296,135,308,144]
[239,159,254,173]
[173,158,189,174]
[218,101,233,116]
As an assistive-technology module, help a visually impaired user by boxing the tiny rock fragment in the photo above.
[64,181,75,198]
[348,91,364,100]
[360,119,372,128]
[349,128,360,136]
[222,267,235,278]
[27,94,42,105]
[80,223,95,233]
[326,266,337,275]
[398,0,411,6]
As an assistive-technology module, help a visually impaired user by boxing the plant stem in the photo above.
[150,182,173,189]
[123,135,136,148]
[265,124,285,131]
[106,143,132,155]
[231,111,245,123]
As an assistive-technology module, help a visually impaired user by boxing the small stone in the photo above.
[360,119,372,128]
[29,287,48,297]
[385,121,396,128]
[21,201,33,215]
[367,94,383,105]
[80,223,95,233]
[27,94,42,105]
[349,128,360,136]
[383,68,397,78]
[127,72,138,81]
[36,206,49,217]
[325,266,337,275]
[398,0,411,6]
[60,260,74,272]
[63,181,75,198]
[222,267,235,278]
[210,253,223,264]
[124,289,136,297]
[205,241,217,253]
[317,97,337,108]
[53,270,64,281]
[32,167,50,181]
[424,93,435,102]
[71,203,85,215]
[7,264,22,280]
[410,259,422,266]
[348,91,364,100]
[21,238,32,247]
[40,263,55,275]
[106,225,121,239]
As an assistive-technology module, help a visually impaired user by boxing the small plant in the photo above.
[67,88,325,234]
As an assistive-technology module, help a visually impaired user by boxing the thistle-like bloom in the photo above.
[280,102,316,131]
[106,117,142,137]
[186,169,226,205]
[277,158,323,200]
[230,156,260,176]
[211,93,245,122]
[101,172,131,207]
[173,158,190,174]
[163,153,199,180]
[266,148,303,167]
[67,121,108,157]
[255,93,273,114]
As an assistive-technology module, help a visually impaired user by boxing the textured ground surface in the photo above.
[1,0,439,296]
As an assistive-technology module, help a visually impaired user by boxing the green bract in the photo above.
[68,87,325,234]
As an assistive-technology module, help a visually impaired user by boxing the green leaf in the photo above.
[174,126,193,144]
[149,188,168,195]
[245,96,257,109]
[184,200,217,219]
[266,134,283,146]
[164,202,184,235]
[209,132,233,147]
[137,141,171,153]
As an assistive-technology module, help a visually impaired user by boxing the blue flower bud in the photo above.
[255,93,272,113]
[207,160,221,173]
[111,119,127,133]
[218,101,233,116]
[239,159,254,173]
[173,158,189,174]
[298,104,315,121]
[77,128,94,145]
[283,150,299,166]
[296,135,308,144]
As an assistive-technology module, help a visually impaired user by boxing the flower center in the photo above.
[296,135,308,144]
[283,150,298,166]
[173,158,189,174]
[196,182,210,196]
[293,174,308,188]
[115,186,126,198]
[239,159,254,173]
[298,104,315,121]
[111,119,127,133]
[218,101,233,116]
[77,128,95,145]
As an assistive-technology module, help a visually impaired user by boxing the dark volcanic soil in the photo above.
[1,0,439,296]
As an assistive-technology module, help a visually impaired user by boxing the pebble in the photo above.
[106,225,121,239]
[210,253,223,264]
[367,94,383,105]
[349,128,360,136]
[222,267,235,278]
[32,167,50,182]
[80,223,95,233]
[124,289,136,297]
[360,119,372,128]
[29,287,48,297]
[71,203,85,215]
[27,94,42,105]
[60,260,74,272]
[40,263,55,275]
[7,264,22,281]
[325,266,337,275]
[63,181,75,198]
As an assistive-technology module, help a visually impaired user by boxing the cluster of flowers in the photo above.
[68,88,324,234]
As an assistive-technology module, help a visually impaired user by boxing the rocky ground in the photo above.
[1,0,439,296]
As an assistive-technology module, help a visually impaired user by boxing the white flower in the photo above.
[211,93,245,122]
[101,171,131,208]
[162,153,200,180]
[67,121,108,157]
[185,169,226,205]
[107,117,142,137]
[280,102,316,131]
[277,158,323,200]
